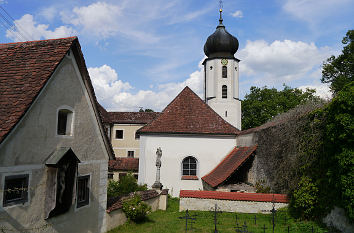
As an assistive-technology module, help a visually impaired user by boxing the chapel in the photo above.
[137,9,257,197]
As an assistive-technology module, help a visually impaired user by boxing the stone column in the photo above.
[152,147,163,190]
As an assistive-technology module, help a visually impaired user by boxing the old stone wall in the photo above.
[106,190,168,231]
[179,197,288,213]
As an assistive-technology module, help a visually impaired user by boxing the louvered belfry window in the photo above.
[222,85,227,98]
[222,66,227,78]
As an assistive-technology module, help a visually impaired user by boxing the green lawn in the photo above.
[108,198,330,233]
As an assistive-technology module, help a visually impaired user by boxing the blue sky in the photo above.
[1,0,353,111]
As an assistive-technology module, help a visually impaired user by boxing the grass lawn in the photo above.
[108,198,330,233]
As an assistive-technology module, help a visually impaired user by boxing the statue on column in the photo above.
[152,147,163,190]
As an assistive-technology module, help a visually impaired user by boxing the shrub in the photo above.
[255,180,271,193]
[122,195,151,222]
[291,176,318,219]
[107,173,147,198]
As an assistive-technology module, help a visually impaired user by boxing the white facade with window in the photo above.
[204,58,241,130]
[0,39,112,233]
[138,134,236,197]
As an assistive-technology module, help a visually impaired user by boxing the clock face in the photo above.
[221,59,228,65]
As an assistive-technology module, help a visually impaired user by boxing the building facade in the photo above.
[0,37,113,233]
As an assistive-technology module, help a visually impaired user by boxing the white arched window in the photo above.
[182,156,197,176]
[57,108,74,136]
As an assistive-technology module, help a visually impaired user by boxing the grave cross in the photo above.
[178,209,196,233]
[262,224,268,233]
[211,203,222,233]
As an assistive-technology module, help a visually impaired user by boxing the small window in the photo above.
[225,111,228,117]
[108,173,114,179]
[127,151,134,158]
[115,130,123,139]
[77,175,90,208]
[3,174,29,207]
[210,66,213,70]
[222,66,227,78]
[57,109,73,135]
[182,156,197,176]
[222,85,227,99]
[134,174,138,180]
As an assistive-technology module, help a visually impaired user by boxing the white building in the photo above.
[0,37,113,233]
[137,10,257,197]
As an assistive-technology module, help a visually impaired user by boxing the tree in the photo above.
[241,85,317,130]
[139,108,154,112]
[322,30,354,94]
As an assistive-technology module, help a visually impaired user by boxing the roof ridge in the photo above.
[0,36,77,46]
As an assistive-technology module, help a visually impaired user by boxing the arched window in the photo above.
[222,66,227,78]
[182,156,197,176]
[222,85,227,99]
[57,108,73,136]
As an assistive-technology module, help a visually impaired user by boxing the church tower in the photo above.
[203,9,241,130]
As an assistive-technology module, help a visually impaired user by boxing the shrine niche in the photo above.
[45,147,80,218]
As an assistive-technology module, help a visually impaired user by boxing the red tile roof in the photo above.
[202,146,257,188]
[0,37,114,159]
[138,87,240,135]
[0,37,76,142]
[97,104,160,124]
[108,158,139,171]
[180,190,289,203]
[107,112,160,124]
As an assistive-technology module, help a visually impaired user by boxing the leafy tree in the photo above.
[322,30,354,94]
[139,108,154,112]
[241,85,317,130]
[291,176,319,220]
[107,173,147,198]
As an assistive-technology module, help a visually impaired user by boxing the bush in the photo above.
[290,176,318,219]
[255,180,271,193]
[107,173,147,198]
[122,195,151,222]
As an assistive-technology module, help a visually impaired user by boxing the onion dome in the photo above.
[204,9,239,59]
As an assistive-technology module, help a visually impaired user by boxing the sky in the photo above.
[0,0,353,111]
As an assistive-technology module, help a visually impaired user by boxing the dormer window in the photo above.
[222,66,227,78]
[57,109,73,136]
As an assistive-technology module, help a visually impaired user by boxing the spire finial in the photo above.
[218,0,224,26]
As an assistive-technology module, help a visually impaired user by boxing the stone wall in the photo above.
[106,189,168,231]
[179,190,288,214]
[180,198,288,213]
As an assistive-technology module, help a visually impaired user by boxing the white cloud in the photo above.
[231,10,243,18]
[6,14,76,42]
[238,39,332,83]
[38,6,57,21]
[88,65,132,108]
[283,0,351,23]
[89,62,204,112]
[61,2,122,39]
[299,83,332,100]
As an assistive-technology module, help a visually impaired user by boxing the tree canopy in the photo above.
[322,30,354,94]
[241,85,317,130]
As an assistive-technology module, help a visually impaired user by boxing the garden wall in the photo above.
[106,189,168,231]
[179,190,288,214]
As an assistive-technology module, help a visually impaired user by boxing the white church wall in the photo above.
[138,134,237,197]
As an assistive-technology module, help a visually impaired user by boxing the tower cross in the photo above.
[219,0,223,10]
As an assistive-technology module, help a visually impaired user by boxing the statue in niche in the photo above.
[152,147,163,190]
